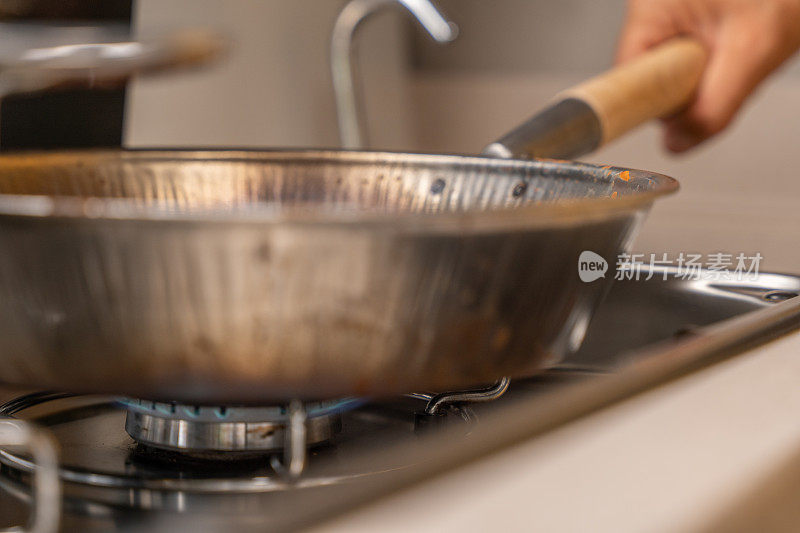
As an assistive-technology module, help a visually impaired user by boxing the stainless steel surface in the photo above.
[0,8,678,402]
[567,266,800,370]
[0,394,418,497]
[0,29,224,98]
[0,267,797,532]
[0,417,59,533]
[0,149,675,401]
[483,98,602,159]
[124,404,337,456]
[257,272,800,532]
[269,400,309,479]
[331,0,457,148]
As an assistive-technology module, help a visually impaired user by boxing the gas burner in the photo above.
[0,391,426,512]
[121,398,362,458]
[0,379,514,518]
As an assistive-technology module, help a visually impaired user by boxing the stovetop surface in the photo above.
[1,268,797,532]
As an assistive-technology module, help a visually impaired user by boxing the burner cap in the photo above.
[122,399,361,457]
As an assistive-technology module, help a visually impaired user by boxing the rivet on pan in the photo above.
[256,243,270,261]
[673,325,699,338]
[430,178,446,194]
[512,181,528,198]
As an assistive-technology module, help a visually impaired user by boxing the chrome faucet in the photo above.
[331,0,457,149]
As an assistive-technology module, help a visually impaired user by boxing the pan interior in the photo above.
[0,150,670,216]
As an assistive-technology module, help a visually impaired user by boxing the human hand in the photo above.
[617,0,800,152]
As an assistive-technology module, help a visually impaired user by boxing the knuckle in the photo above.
[693,110,732,137]
[772,0,800,20]
[761,1,800,46]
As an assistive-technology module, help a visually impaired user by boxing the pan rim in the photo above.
[0,148,678,230]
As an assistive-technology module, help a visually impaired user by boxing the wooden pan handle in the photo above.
[563,38,707,145]
[484,38,708,160]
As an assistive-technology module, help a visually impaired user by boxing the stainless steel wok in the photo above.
[0,39,704,402]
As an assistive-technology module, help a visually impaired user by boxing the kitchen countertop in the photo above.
[313,328,800,533]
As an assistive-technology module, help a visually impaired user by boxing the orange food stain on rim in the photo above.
[618,171,631,182]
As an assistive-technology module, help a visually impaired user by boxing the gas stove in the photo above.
[1,266,798,532]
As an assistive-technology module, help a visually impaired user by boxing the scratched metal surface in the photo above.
[0,149,675,401]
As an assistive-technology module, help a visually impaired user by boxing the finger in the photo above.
[615,3,680,64]
[664,25,782,152]
[616,23,677,64]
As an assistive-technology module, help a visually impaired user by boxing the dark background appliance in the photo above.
[0,0,132,149]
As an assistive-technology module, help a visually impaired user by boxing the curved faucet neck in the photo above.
[330,0,457,149]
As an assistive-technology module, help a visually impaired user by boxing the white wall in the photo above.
[126,0,414,150]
